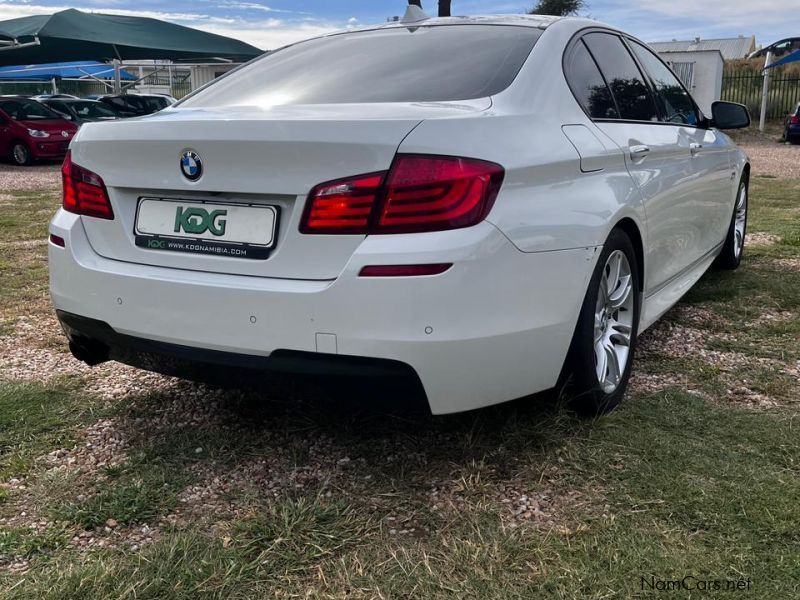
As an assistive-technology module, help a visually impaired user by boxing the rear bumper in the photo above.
[58,309,418,381]
[49,209,599,414]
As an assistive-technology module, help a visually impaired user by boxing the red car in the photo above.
[0,96,78,165]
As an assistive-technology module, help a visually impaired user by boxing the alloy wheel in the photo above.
[734,184,747,258]
[593,250,635,394]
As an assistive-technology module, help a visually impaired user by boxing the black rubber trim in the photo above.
[56,310,420,382]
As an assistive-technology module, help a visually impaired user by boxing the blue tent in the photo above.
[0,61,135,81]
[766,49,800,69]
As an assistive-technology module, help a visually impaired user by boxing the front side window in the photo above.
[630,41,698,126]
[582,32,658,122]
[71,102,118,118]
[179,25,542,107]
[46,102,70,118]
[566,40,618,119]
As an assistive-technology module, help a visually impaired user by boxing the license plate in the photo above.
[134,198,278,260]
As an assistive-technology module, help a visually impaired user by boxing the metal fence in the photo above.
[0,79,192,98]
[722,65,800,119]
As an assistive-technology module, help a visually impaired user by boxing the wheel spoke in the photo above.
[609,322,632,346]
[606,254,622,297]
[595,339,608,383]
[605,341,621,384]
[609,274,632,308]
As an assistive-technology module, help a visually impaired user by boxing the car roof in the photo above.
[365,14,560,31]
[49,98,102,103]
[336,14,560,39]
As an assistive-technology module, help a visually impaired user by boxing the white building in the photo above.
[658,49,725,116]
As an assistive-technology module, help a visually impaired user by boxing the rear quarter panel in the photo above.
[399,19,647,256]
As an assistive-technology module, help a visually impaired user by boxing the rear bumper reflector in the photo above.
[358,263,452,277]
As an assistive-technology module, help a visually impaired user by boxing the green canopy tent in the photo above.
[0,9,263,91]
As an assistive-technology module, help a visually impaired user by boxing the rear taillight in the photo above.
[62,150,114,220]
[300,172,384,234]
[791,115,799,125]
[300,155,504,235]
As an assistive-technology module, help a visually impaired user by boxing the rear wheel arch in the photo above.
[612,218,644,293]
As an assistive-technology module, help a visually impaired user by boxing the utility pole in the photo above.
[439,0,451,16]
[759,50,772,132]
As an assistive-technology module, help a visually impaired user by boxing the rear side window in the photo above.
[179,25,542,107]
[566,40,618,119]
[629,41,698,126]
[582,32,658,122]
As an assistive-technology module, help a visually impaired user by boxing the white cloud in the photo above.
[196,21,341,50]
[217,2,291,14]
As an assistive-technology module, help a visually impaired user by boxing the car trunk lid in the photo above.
[70,100,489,280]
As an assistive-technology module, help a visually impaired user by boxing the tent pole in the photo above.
[759,51,772,133]
[113,58,122,93]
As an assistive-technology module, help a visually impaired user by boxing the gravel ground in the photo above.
[0,163,60,191]
[741,144,800,180]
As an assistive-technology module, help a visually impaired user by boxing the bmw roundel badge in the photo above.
[180,150,203,181]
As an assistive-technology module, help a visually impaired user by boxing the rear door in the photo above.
[578,31,705,293]
[627,39,734,256]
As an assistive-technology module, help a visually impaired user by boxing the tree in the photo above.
[528,0,585,16]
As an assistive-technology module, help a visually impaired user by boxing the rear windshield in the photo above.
[179,25,541,107]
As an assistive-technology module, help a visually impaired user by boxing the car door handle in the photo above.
[689,142,703,156]
[629,145,650,160]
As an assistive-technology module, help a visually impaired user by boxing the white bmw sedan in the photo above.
[49,15,751,415]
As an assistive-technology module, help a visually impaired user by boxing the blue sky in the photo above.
[0,0,796,51]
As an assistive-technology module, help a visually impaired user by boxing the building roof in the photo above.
[649,36,756,60]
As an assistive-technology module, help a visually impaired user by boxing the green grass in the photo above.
[0,190,58,318]
[2,392,799,598]
[0,381,104,481]
[747,177,800,258]
[0,190,60,243]
[0,177,798,596]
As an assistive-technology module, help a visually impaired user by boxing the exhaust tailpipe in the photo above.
[68,337,110,366]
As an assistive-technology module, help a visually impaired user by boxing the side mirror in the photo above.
[711,101,751,130]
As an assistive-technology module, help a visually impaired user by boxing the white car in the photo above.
[49,14,751,415]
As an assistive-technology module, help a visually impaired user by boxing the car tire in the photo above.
[560,228,641,417]
[10,141,32,166]
[715,178,748,270]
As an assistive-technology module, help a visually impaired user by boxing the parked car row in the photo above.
[0,92,176,165]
